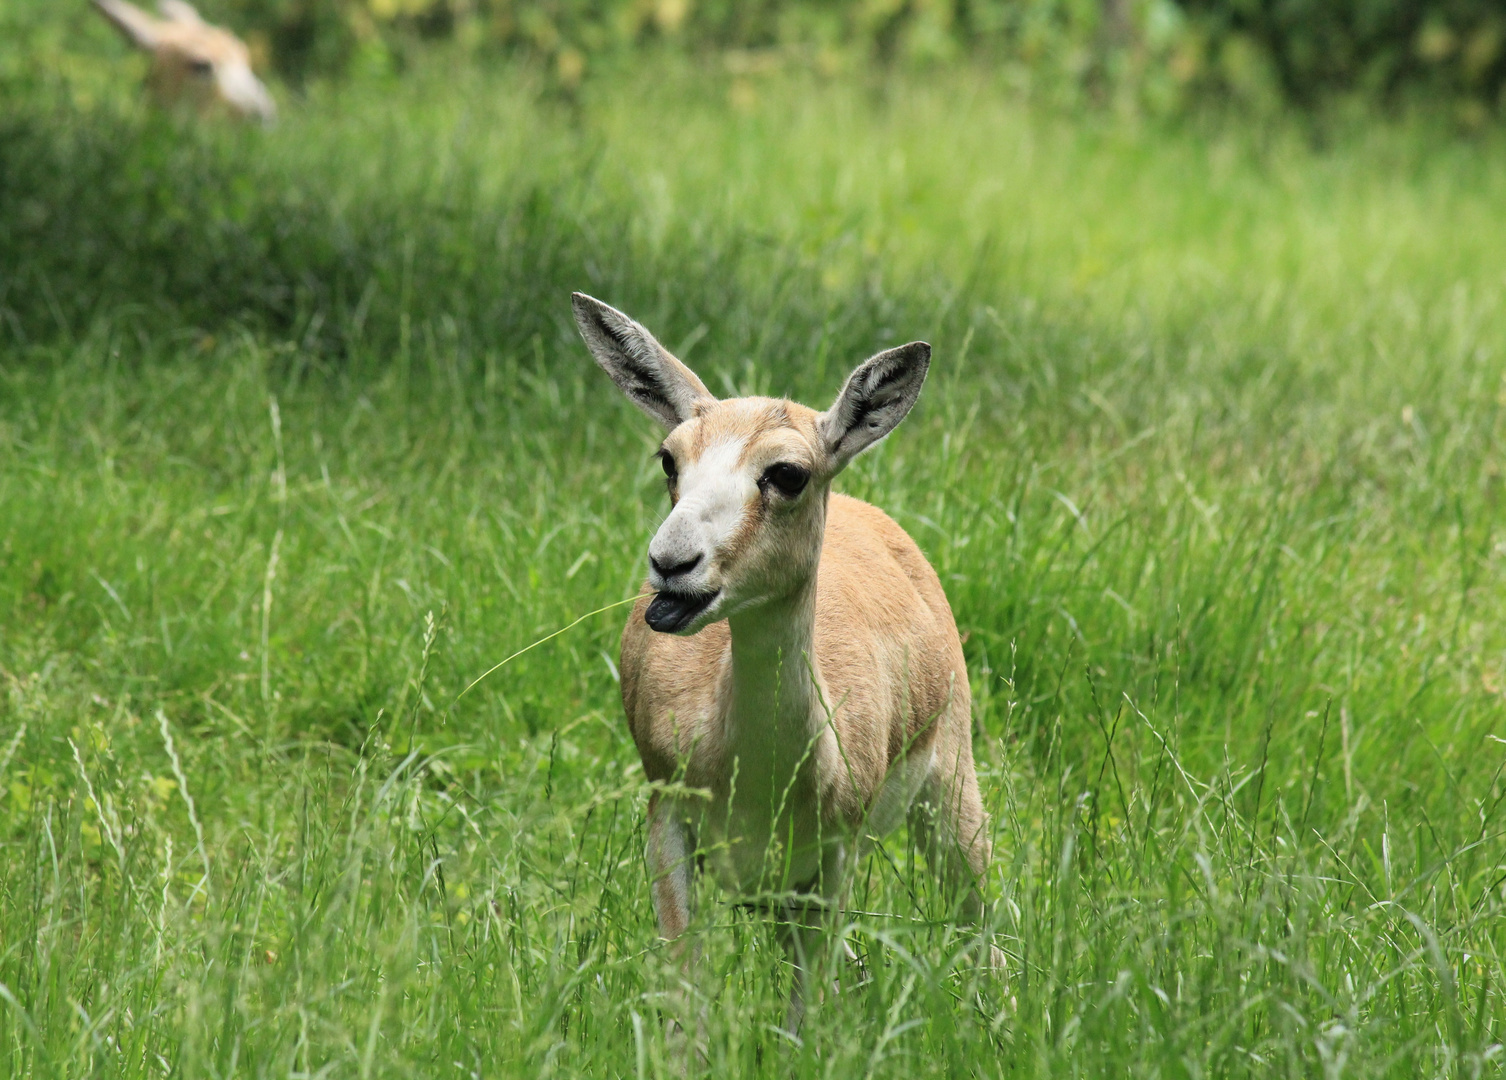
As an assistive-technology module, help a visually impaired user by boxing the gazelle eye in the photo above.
[762,463,809,497]
[659,450,677,479]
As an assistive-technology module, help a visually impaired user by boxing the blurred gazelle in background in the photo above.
[92,0,277,123]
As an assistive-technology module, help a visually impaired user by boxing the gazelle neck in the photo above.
[715,571,835,892]
[724,572,824,754]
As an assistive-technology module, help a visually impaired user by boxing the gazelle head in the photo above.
[573,293,930,635]
[93,0,277,124]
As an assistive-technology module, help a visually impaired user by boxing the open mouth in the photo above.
[644,589,719,633]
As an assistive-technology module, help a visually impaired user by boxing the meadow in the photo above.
[3,58,1506,1077]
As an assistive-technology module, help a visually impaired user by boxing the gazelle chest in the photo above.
[691,705,840,895]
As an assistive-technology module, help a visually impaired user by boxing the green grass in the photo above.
[3,58,1506,1077]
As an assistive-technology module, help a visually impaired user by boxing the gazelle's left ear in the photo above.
[818,342,930,469]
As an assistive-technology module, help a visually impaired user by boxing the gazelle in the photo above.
[92,0,277,124]
[573,293,1000,1027]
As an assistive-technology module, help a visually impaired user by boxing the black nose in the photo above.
[650,552,702,580]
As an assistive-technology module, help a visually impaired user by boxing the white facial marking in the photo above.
[647,434,750,593]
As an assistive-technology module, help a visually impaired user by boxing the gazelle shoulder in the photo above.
[826,494,942,585]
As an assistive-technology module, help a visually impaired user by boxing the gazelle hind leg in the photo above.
[909,747,1005,971]
[776,842,860,1033]
[776,901,865,1034]
[777,905,820,1035]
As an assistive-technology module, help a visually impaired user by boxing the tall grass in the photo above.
[1,59,1505,1077]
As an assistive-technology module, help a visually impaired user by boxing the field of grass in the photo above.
[3,58,1506,1077]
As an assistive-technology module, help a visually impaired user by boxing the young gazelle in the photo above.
[573,294,1001,1025]
[92,0,277,124]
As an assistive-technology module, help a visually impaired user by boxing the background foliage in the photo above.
[4,0,1505,114]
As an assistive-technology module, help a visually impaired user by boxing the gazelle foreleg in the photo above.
[646,792,706,1059]
[776,839,860,1033]
[646,791,695,944]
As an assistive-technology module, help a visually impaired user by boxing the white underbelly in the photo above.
[864,745,936,838]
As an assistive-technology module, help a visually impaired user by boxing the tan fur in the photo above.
[624,492,982,845]
[622,404,992,927]
[93,0,276,123]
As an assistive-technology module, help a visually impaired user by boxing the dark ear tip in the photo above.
[571,292,611,332]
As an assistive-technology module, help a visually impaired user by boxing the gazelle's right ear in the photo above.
[572,293,715,430]
[94,0,162,49]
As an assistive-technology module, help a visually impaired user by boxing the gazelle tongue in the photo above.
[645,590,714,633]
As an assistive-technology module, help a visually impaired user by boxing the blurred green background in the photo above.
[6,0,1506,115]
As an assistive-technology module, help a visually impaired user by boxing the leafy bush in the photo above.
[1179,0,1506,113]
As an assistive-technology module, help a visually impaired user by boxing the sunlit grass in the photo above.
[1,59,1505,1077]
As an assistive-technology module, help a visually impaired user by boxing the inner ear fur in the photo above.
[818,342,931,468]
[571,292,715,431]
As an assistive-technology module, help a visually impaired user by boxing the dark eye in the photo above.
[762,463,809,497]
[188,58,215,76]
[659,450,677,479]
